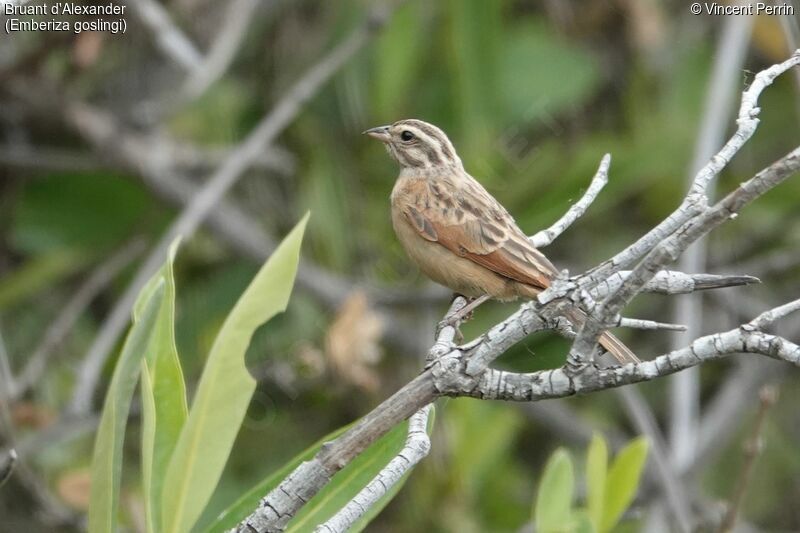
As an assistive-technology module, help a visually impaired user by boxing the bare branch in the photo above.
[567,145,800,369]
[315,405,432,533]
[581,50,800,288]
[748,298,800,330]
[590,270,759,298]
[615,317,686,331]
[530,154,610,248]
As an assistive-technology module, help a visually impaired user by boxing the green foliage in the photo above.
[89,215,308,532]
[600,437,649,532]
[532,435,649,533]
[161,214,308,533]
[12,173,154,254]
[586,434,608,529]
[140,241,188,533]
[88,279,166,533]
[534,448,575,532]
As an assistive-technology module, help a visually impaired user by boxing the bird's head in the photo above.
[364,119,462,171]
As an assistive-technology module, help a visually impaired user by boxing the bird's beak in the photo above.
[362,125,391,142]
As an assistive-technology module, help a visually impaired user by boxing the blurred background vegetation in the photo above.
[1,0,799,531]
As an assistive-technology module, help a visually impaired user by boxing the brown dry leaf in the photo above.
[57,469,92,510]
[11,402,55,429]
[324,291,384,392]
[72,32,105,69]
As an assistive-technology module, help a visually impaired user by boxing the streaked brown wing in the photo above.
[400,174,558,290]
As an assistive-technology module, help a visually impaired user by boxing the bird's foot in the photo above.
[436,318,464,344]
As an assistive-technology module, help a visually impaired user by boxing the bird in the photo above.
[364,119,639,365]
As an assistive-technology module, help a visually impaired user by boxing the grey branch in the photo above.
[68,2,400,415]
[231,51,800,532]
[314,405,432,533]
[579,50,800,290]
[530,153,610,248]
[615,317,686,331]
[590,270,759,298]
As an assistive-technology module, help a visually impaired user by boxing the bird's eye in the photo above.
[400,130,415,142]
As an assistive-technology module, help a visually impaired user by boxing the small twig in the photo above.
[315,405,432,533]
[580,50,800,290]
[616,317,686,331]
[530,154,610,248]
[717,385,779,533]
[590,271,759,299]
[748,297,800,330]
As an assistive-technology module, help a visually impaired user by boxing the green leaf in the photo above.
[586,433,608,532]
[161,214,309,533]
[601,437,649,532]
[499,21,601,126]
[140,240,188,533]
[534,448,575,533]
[373,2,427,116]
[88,280,167,533]
[287,407,435,533]
[0,249,87,310]
[11,173,153,254]
[200,424,352,533]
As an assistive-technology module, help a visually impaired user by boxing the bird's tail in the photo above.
[565,308,640,364]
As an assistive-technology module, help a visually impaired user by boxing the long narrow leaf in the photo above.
[534,448,575,533]
[161,214,309,533]
[88,280,166,533]
[140,241,188,533]
[586,434,608,532]
[601,437,649,532]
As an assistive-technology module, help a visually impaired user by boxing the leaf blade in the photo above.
[161,214,309,533]
[140,241,188,533]
[601,437,649,532]
[534,448,575,533]
[88,281,166,533]
[586,433,608,532]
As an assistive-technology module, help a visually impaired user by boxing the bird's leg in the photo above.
[450,294,491,324]
[437,293,491,334]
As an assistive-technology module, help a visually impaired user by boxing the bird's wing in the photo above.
[399,174,558,290]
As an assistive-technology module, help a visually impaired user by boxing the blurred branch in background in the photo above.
[67,0,408,415]
[669,5,753,475]
[718,385,779,533]
[10,238,146,401]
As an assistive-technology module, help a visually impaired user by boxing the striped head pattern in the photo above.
[364,119,462,170]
